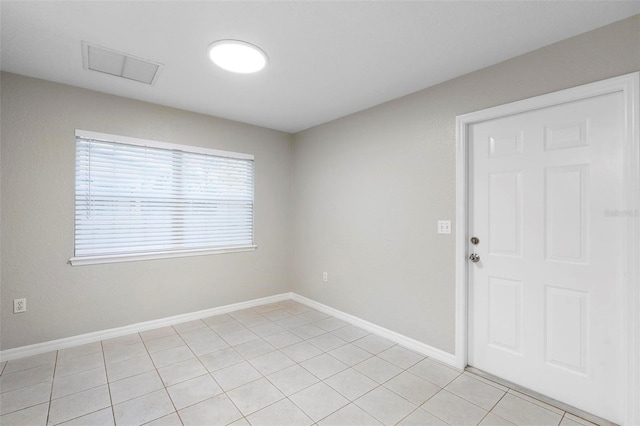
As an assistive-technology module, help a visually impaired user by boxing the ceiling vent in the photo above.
[81,41,163,85]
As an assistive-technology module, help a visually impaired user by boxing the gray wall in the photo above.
[292,15,640,354]
[1,73,294,349]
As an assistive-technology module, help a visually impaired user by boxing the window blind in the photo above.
[73,131,254,262]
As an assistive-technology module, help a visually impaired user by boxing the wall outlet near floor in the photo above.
[14,298,26,313]
[322,272,328,282]
[437,220,452,234]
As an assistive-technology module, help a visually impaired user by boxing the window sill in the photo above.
[69,245,257,266]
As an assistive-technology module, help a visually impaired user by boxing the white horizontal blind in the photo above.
[74,132,254,258]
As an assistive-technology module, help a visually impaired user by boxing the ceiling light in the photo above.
[208,40,267,74]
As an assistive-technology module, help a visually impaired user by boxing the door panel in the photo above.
[488,277,522,353]
[544,286,588,374]
[469,91,624,423]
[488,172,522,256]
[545,165,588,263]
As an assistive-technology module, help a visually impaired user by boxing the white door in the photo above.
[468,89,626,423]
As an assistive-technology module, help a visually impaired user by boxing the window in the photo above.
[70,130,255,265]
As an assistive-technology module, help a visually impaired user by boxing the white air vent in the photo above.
[81,41,162,85]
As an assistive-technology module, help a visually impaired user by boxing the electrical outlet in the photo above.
[14,298,26,313]
[322,272,328,282]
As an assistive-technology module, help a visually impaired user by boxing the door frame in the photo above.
[454,72,639,424]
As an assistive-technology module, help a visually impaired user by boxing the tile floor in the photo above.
[0,300,601,426]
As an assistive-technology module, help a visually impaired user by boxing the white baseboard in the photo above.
[291,293,458,367]
[1,291,457,370]
[0,293,292,362]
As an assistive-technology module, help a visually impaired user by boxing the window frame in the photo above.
[69,129,256,266]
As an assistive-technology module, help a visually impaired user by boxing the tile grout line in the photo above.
[44,349,58,426]
[103,339,118,426]
[393,406,427,426]
[479,391,511,426]
[560,412,568,425]
[48,345,109,425]
[146,327,182,424]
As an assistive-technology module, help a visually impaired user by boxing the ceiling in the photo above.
[1,1,639,133]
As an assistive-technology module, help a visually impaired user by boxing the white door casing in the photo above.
[455,73,639,425]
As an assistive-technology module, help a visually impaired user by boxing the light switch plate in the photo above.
[14,298,26,313]
[438,220,451,234]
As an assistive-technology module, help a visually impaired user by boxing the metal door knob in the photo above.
[469,253,480,263]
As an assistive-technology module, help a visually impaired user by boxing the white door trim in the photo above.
[454,72,640,425]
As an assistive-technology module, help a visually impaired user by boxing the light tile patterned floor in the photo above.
[0,300,601,426]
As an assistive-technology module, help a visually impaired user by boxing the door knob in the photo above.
[469,253,480,263]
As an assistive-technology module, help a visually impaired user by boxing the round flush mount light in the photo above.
[208,40,268,74]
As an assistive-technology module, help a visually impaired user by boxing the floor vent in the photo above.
[81,41,162,85]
